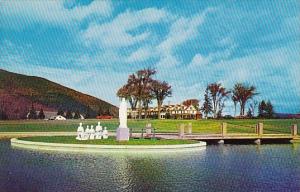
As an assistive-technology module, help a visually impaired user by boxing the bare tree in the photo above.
[117,68,156,119]
[232,95,238,117]
[151,80,172,119]
[232,83,258,116]
[249,100,258,117]
[207,83,230,118]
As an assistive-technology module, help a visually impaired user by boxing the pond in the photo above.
[0,141,299,192]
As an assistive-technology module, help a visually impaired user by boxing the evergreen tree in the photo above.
[105,108,111,116]
[57,108,64,116]
[85,107,91,119]
[265,100,274,118]
[0,104,7,120]
[38,108,45,119]
[258,100,267,118]
[73,110,81,119]
[28,104,37,119]
[0,109,8,120]
[65,110,73,119]
[165,112,171,119]
[247,108,253,118]
[97,107,104,116]
[201,87,213,119]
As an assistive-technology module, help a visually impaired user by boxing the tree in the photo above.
[249,100,258,117]
[73,110,81,119]
[28,104,37,119]
[151,80,172,119]
[232,83,258,116]
[232,95,238,117]
[207,83,230,118]
[38,108,45,119]
[105,108,111,116]
[85,107,91,119]
[65,110,73,119]
[183,99,200,110]
[0,111,8,120]
[258,100,267,118]
[57,108,64,116]
[201,87,213,119]
[247,108,253,118]
[117,68,156,119]
[0,103,8,120]
[142,97,152,119]
[165,112,171,119]
[117,85,138,110]
[217,102,225,119]
[265,100,274,118]
[97,107,104,116]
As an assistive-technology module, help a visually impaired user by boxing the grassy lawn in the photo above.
[0,119,299,134]
[19,136,198,145]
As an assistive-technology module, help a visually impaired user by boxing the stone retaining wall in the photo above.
[10,138,206,153]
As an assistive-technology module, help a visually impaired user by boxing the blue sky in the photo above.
[0,0,299,114]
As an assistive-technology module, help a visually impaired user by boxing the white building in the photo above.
[128,104,202,119]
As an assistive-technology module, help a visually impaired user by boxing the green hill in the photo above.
[0,69,118,119]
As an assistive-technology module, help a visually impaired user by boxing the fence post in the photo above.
[291,124,298,137]
[145,123,152,135]
[179,124,185,139]
[187,123,192,134]
[255,124,258,134]
[221,122,227,137]
[129,128,132,138]
[258,123,263,136]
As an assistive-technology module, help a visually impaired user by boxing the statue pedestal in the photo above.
[116,127,129,141]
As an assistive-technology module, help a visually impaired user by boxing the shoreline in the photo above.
[10,138,206,153]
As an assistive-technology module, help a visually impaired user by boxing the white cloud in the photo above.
[82,8,168,48]
[156,8,215,68]
[189,54,209,67]
[126,47,152,63]
[0,0,112,29]
[158,8,214,54]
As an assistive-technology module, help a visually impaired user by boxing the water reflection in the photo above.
[1,141,300,192]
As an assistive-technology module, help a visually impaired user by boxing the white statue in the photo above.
[119,98,127,128]
[95,122,103,139]
[76,122,84,140]
[90,125,95,140]
[103,127,108,139]
[116,98,129,141]
[83,125,90,140]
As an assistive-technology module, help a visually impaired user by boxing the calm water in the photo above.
[0,141,300,192]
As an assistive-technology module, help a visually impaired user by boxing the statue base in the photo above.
[116,127,130,141]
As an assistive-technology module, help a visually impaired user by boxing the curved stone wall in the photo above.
[11,138,206,153]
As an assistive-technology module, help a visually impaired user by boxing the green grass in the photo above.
[0,119,299,134]
[19,136,198,145]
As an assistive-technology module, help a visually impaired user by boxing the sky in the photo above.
[0,0,299,114]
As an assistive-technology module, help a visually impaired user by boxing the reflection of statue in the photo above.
[116,98,130,141]
[119,98,128,128]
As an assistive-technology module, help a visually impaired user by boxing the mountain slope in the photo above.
[0,69,118,119]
